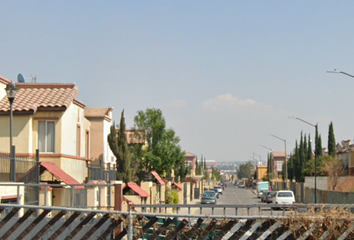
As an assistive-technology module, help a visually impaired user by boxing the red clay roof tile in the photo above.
[150,171,165,185]
[41,161,80,185]
[124,182,149,198]
[0,83,80,114]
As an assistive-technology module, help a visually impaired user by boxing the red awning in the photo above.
[172,182,182,190]
[41,161,81,185]
[124,182,149,198]
[150,171,165,185]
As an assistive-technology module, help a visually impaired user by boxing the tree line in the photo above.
[286,122,345,184]
[108,108,195,184]
[237,122,346,186]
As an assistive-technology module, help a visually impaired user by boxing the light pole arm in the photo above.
[327,70,354,78]
[291,117,316,128]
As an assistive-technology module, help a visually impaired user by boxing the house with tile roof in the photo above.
[0,76,91,185]
[272,152,286,178]
[185,152,196,176]
[84,108,115,166]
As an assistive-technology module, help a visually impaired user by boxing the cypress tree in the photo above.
[118,110,131,183]
[318,134,323,157]
[287,154,294,181]
[307,134,313,161]
[315,127,323,157]
[328,122,336,157]
[294,141,300,182]
[107,110,131,184]
[267,152,270,177]
[304,133,308,163]
[195,156,198,175]
[299,132,305,182]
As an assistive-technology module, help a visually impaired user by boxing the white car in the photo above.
[272,190,295,209]
[214,186,223,195]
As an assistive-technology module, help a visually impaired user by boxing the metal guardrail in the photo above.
[135,203,354,216]
[1,204,354,239]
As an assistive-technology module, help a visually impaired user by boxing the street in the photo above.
[190,182,294,216]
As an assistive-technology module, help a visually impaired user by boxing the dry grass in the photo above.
[281,206,354,238]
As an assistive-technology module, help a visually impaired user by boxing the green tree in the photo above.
[328,122,336,158]
[307,134,313,161]
[315,127,323,157]
[211,167,222,181]
[237,162,253,179]
[287,153,294,181]
[107,110,131,183]
[132,108,186,181]
[195,156,199,175]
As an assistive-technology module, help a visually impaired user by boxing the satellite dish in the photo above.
[17,73,25,83]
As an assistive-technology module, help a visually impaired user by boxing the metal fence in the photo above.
[0,183,118,210]
[0,150,39,183]
[88,161,116,183]
[1,203,354,240]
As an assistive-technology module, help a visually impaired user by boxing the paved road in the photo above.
[191,182,292,216]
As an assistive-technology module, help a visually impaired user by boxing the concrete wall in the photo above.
[61,157,87,184]
[0,115,33,153]
[124,195,143,205]
[61,103,90,157]
[103,112,114,164]
[0,182,25,217]
[140,181,153,205]
[304,176,329,191]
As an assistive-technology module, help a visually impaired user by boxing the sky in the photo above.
[2,1,354,163]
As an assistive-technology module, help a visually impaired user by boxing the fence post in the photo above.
[100,160,103,180]
[128,204,133,240]
[10,146,16,182]
[36,149,40,207]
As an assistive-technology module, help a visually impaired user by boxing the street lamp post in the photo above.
[5,83,18,182]
[291,116,318,203]
[270,134,288,189]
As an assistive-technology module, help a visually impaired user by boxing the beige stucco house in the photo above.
[0,76,98,207]
[0,77,91,184]
[185,152,196,176]
[84,108,115,167]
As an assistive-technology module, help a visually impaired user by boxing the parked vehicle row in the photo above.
[260,190,296,208]
[201,185,224,204]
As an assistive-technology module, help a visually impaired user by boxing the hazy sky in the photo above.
[2,1,354,162]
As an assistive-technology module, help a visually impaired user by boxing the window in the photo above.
[277,161,283,171]
[278,192,293,197]
[85,130,89,159]
[38,121,55,152]
[76,125,81,157]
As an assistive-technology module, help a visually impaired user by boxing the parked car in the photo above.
[266,191,277,204]
[258,189,268,198]
[214,186,223,195]
[210,188,219,198]
[201,191,218,204]
[272,190,295,209]
[260,190,270,202]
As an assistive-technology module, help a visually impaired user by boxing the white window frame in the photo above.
[38,121,56,153]
[277,161,283,171]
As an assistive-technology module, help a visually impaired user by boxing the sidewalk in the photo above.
[175,199,200,215]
